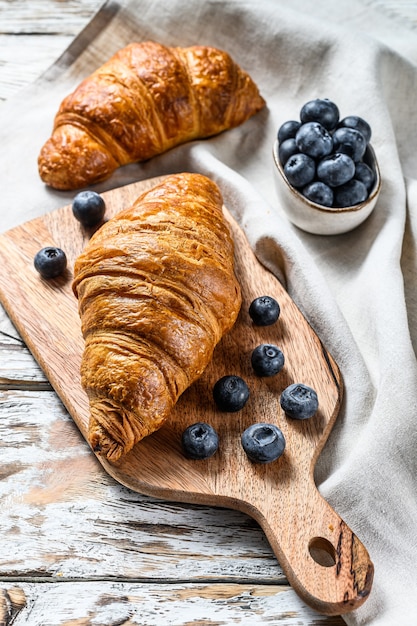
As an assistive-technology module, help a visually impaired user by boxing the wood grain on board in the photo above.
[0,175,373,615]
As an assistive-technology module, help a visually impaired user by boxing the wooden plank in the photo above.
[0,35,73,102]
[0,0,104,33]
[0,364,49,389]
[0,306,22,342]
[0,582,345,625]
[0,0,103,101]
[0,305,49,388]
[0,343,50,388]
[0,389,285,582]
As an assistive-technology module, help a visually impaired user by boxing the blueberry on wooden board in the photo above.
[181,422,219,460]
[34,247,67,279]
[241,423,286,463]
[72,190,106,227]
[280,383,318,420]
[251,344,285,377]
[249,296,280,326]
[213,375,250,412]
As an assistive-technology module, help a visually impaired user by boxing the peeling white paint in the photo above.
[0,582,344,626]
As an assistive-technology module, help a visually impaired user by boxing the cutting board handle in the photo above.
[259,481,374,616]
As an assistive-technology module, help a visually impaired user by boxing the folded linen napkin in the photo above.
[1,1,417,624]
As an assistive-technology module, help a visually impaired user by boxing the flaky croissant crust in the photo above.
[72,173,242,462]
[38,41,265,190]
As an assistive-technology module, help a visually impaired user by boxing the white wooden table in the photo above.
[0,2,415,624]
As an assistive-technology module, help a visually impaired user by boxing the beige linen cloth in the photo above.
[1,1,417,624]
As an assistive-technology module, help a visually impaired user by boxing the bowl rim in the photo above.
[272,139,381,215]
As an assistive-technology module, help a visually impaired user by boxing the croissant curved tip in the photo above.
[90,428,125,463]
[38,126,119,190]
[88,397,156,463]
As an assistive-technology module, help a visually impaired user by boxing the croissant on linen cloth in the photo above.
[72,172,242,462]
[38,41,265,190]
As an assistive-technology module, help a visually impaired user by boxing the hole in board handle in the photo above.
[309,537,336,567]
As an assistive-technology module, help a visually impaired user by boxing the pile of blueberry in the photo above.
[277,98,376,208]
[181,295,319,464]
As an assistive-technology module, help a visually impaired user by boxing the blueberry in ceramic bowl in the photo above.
[273,100,381,236]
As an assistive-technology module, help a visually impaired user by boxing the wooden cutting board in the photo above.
[0,176,373,616]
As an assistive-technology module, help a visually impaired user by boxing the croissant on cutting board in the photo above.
[72,172,242,462]
[38,41,265,190]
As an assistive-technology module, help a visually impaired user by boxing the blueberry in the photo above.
[334,179,368,207]
[332,127,367,162]
[317,153,355,187]
[277,120,301,144]
[278,138,299,166]
[280,383,318,420]
[241,423,286,463]
[72,190,106,227]
[213,375,250,412]
[251,344,285,377]
[355,161,375,191]
[249,296,280,326]
[295,122,333,159]
[339,115,372,143]
[300,98,340,131]
[302,181,334,207]
[284,153,316,188]
[34,247,67,279]
[181,422,219,459]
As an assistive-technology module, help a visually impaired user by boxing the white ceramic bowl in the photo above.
[272,140,381,235]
